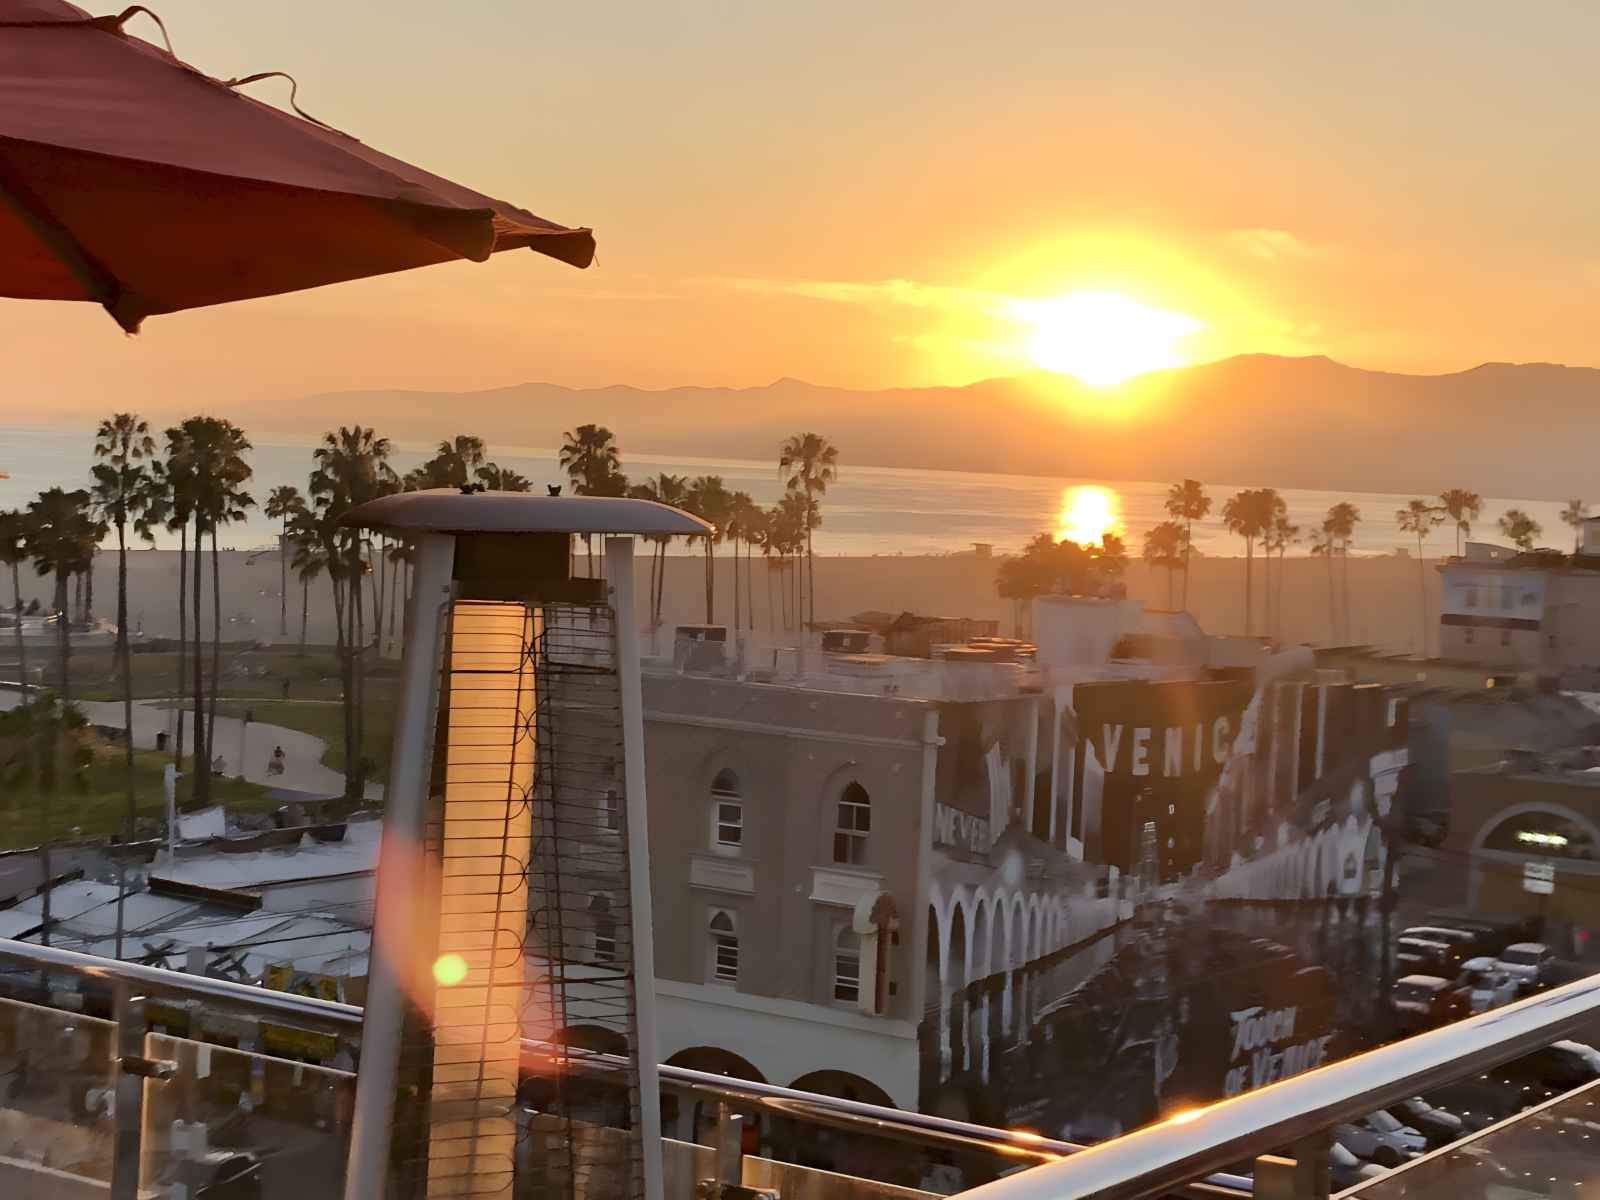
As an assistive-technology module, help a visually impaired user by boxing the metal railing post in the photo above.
[714,1102,744,1188]
[110,983,146,1200]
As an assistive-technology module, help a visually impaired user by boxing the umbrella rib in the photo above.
[0,161,138,331]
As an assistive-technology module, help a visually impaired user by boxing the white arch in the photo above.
[1472,801,1600,854]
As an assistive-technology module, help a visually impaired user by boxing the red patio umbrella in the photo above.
[0,1,595,332]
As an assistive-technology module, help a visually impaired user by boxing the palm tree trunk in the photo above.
[10,562,25,694]
[805,486,816,632]
[766,559,774,631]
[83,554,94,623]
[1417,535,1427,656]
[299,576,310,655]
[1243,537,1254,638]
[192,511,207,805]
[732,535,741,635]
[117,519,134,826]
[1182,519,1192,610]
[279,517,290,636]
[1341,545,1353,644]
[208,525,222,768]
[1324,553,1335,643]
[53,567,69,704]
[367,538,381,661]
[1166,564,1174,610]
[703,539,714,623]
[175,522,187,770]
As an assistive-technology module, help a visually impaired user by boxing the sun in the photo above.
[1055,485,1121,545]
[1016,291,1203,385]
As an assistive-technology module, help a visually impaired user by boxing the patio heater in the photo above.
[339,490,708,1200]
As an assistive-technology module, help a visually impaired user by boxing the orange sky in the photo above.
[7,1,1600,427]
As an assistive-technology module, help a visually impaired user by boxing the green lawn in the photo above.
[67,647,352,704]
[0,745,277,851]
[207,693,398,781]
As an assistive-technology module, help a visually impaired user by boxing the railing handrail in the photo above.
[0,935,364,1031]
[955,971,1600,1200]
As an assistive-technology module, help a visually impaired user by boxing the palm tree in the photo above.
[288,507,331,656]
[739,503,768,633]
[264,485,306,636]
[1498,508,1541,552]
[311,426,394,799]
[1221,488,1276,637]
[559,425,625,575]
[475,462,532,492]
[1164,479,1211,611]
[24,488,96,704]
[1438,488,1482,557]
[159,432,196,770]
[0,510,29,692]
[778,433,839,632]
[1142,522,1185,610]
[1324,502,1362,643]
[90,413,159,879]
[1309,529,1336,642]
[1267,511,1299,640]
[1560,499,1590,554]
[685,476,732,623]
[1396,500,1445,656]
[173,418,253,792]
[726,491,761,637]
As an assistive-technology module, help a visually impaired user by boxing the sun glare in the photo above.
[1054,485,1121,545]
[1017,291,1203,385]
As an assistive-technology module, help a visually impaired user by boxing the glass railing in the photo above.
[1340,1076,1600,1200]
[2,932,1599,1200]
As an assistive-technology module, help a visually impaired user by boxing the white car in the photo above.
[1458,957,1519,1012]
[1333,1111,1427,1167]
[1329,1143,1387,1189]
[1496,942,1555,991]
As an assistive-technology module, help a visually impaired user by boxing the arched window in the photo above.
[708,910,739,984]
[710,769,743,853]
[833,782,871,865]
[833,927,862,1004]
[590,893,617,964]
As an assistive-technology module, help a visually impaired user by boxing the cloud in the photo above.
[1224,228,1328,263]
[699,275,1007,315]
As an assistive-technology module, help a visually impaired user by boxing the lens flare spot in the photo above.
[433,953,469,987]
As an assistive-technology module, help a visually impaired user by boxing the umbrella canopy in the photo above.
[0,1,595,331]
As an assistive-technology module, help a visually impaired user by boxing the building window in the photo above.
[1465,587,1478,609]
[1501,628,1512,647]
[834,927,862,1004]
[1464,627,1475,645]
[603,788,622,834]
[590,894,617,964]
[833,782,872,865]
[709,910,739,984]
[710,769,743,853]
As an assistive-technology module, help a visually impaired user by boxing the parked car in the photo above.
[1424,1079,1524,1130]
[1391,974,1470,1030]
[1402,926,1485,954]
[1502,1041,1600,1091]
[1396,937,1467,978]
[1389,1097,1466,1148]
[1495,943,1556,992]
[1457,957,1519,1013]
[1333,1113,1426,1167]
[1328,1142,1387,1189]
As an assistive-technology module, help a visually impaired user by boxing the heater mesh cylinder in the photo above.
[410,599,644,1200]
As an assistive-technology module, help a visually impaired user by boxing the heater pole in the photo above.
[345,532,455,1200]
[607,536,666,1200]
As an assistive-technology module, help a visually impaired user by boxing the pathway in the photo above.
[0,687,382,800]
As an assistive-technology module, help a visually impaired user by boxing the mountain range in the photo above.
[285,355,1599,497]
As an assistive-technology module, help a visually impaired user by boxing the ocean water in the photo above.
[0,425,1579,560]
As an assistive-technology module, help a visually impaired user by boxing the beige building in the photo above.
[1437,521,1600,674]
